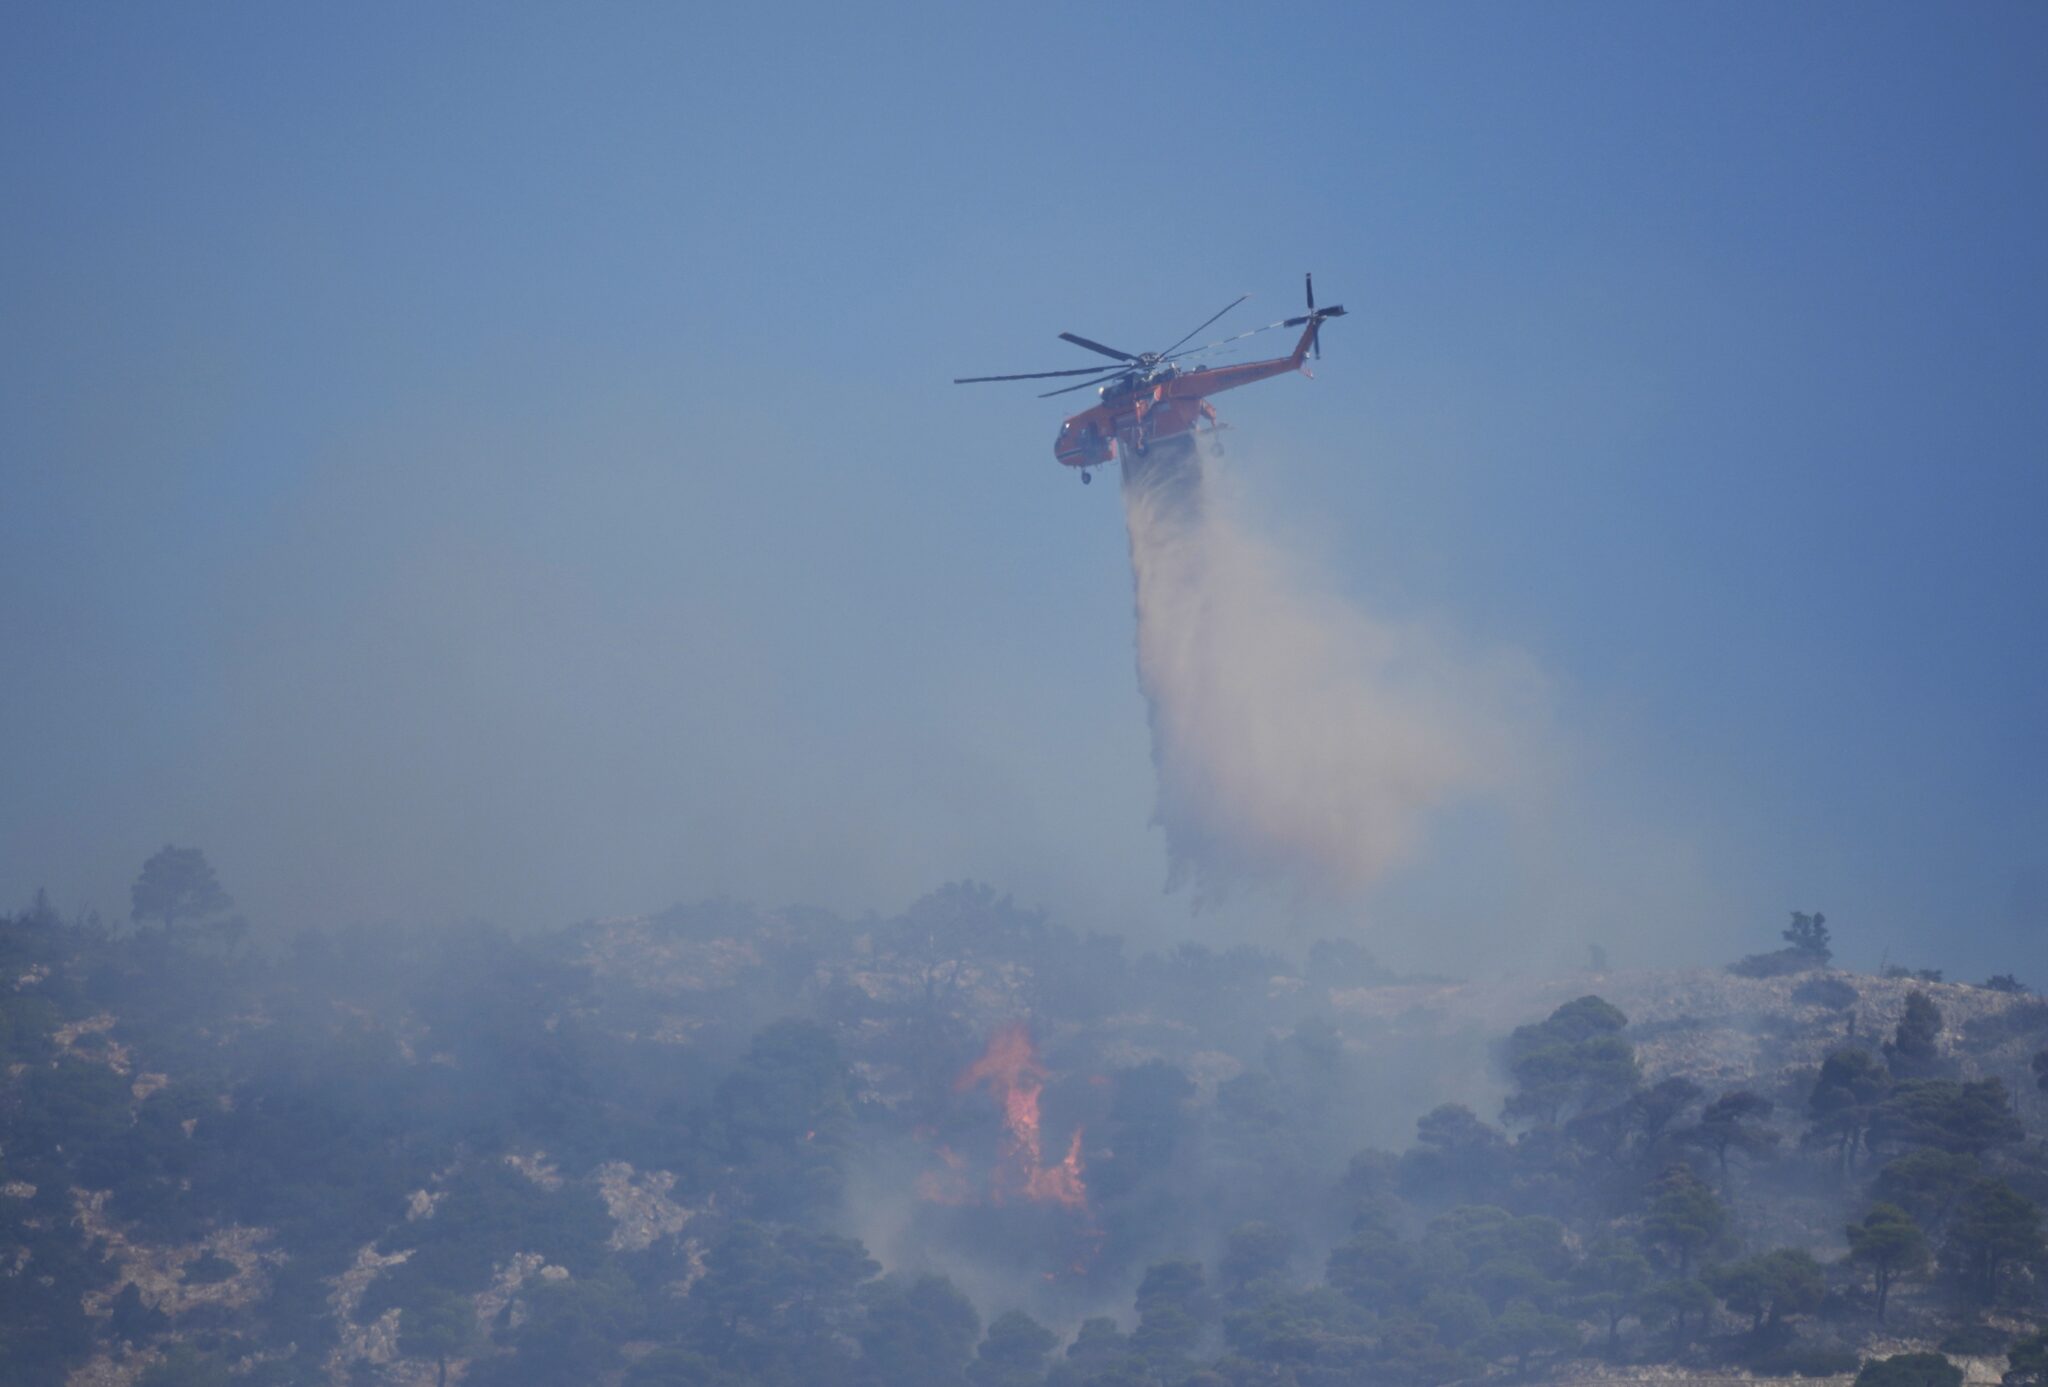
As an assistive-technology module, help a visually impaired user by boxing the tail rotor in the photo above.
[1279,273,1345,360]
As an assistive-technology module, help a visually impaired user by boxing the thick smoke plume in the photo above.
[1120,440,1530,902]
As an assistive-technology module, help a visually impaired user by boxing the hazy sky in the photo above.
[4,5,2044,978]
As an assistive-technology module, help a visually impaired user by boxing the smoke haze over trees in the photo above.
[10,875,2048,1384]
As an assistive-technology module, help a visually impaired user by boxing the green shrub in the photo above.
[1793,976,1859,1010]
[1856,1351,1963,1387]
[1731,949,1825,979]
[1746,1341,1860,1377]
[1938,1322,2008,1355]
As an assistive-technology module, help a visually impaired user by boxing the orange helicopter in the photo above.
[955,274,1346,483]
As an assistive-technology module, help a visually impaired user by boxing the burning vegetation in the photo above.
[953,1023,1090,1211]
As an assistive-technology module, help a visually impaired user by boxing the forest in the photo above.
[6,862,2048,1387]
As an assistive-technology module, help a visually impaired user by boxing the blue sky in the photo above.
[4,4,2044,978]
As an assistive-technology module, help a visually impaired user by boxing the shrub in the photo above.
[1730,949,1824,979]
[1856,1351,1963,1387]
[1937,1322,2008,1355]
[1750,1343,1862,1378]
[1961,1001,2048,1049]
[1794,976,1859,1010]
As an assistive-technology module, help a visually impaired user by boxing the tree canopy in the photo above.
[129,845,232,931]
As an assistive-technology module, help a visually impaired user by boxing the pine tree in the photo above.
[1847,1204,1930,1323]
[1783,911,1832,960]
[128,846,232,932]
[1642,1166,1728,1276]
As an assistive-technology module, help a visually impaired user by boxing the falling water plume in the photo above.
[1119,439,1523,902]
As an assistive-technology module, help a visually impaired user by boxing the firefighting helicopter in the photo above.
[954,274,1346,483]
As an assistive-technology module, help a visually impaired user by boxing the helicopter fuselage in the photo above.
[953,274,1344,477]
[1053,319,1324,470]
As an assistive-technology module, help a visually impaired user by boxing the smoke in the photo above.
[1120,439,1537,903]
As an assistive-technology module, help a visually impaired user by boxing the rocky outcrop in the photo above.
[54,1014,130,1075]
[578,917,764,993]
[326,1241,412,1381]
[64,1350,155,1387]
[594,1161,693,1252]
[73,1189,276,1319]
[503,1151,564,1191]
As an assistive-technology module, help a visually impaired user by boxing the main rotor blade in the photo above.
[1039,371,1126,398]
[1154,293,1249,360]
[1305,272,1314,313]
[1058,332,1139,363]
[1160,315,1302,362]
[954,364,1137,383]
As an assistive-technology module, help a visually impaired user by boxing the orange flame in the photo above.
[954,1023,1088,1209]
[1024,1127,1087,1206]
[915,1145,973,1206]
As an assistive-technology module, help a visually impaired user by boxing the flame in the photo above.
[915,1145,973,1206]
[953,1023,1088,1209]
[1024,1127,1086,1207]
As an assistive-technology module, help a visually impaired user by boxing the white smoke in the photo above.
[1120,439,1538,903]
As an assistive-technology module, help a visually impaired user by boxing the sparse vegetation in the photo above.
[1731,910,1836,979]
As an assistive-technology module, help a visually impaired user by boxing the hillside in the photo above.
[5,890,2048,1387]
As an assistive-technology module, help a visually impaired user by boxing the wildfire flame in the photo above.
[953,1023,1088,1209]
[915,1144,973,1206]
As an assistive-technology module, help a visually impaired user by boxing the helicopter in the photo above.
[954,274,1345,483]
